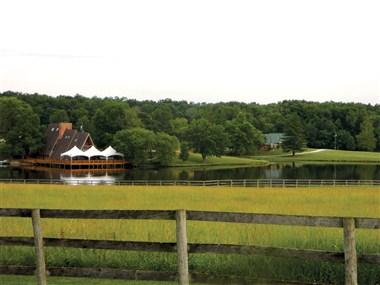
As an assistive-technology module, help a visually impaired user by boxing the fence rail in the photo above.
[1,178,380,187]
[0,208,379,285]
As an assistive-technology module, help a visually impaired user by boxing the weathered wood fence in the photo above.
[0,208,379,285]
[1,178,380,187]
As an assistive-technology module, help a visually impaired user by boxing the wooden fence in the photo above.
[1,178,380,187]
[0,208,379,285]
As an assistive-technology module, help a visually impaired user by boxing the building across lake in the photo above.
[22,122,127,169]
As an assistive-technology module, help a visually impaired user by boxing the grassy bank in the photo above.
[0,276,175,285]
[255,149,380,163]
[0,184,379,284]
[168,152,268,167]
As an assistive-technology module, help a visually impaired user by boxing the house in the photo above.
[262,133,285,150]
[41,122,94,159]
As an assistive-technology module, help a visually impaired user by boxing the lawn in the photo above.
[0,184,379,284]
[255,149,380,163]
[168,152,267,167]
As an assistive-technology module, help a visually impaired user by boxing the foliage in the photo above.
[113,128,178,166]
[154,132,179,166]
[1,91,380,160]
[225,113,264,155]
[282,114,306,156]
[179,142,189,161]
[0,97,42,158]
[49,109,69,123]
[186,119,229,161]
[113,128,155,166]
[356,118,376,151]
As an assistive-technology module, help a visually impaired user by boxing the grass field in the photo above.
[168,152,268,167]
[255,149,380,163]
[0,184,379,284]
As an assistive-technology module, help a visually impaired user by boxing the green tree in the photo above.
[0,97,42,158]
[93,101,142,147]
[186,119,228,161]
[356,118,376,151]
[179,141,190,161]
[225,113,264,155]
[113,128,155,166]
[0,140,11,160]
[169,117,189,139]
[151,105,173,133]
[154,132,179,166]
[336,130,356,150]
[282,114,306,156]
[49,109,69,123]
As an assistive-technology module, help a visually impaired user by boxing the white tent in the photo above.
[84,146,105,158]
[60,146,87,158]
[101,146,124,158]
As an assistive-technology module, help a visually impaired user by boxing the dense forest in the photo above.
[0,91,379,164]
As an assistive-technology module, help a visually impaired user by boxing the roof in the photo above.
[264,133,285,145]
[42,123,60,156]
[42,123,94,159]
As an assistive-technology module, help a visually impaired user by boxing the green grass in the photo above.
[255,149,380,163]
[0,275,176,285]
[168,152,268,167]
[0,184,379,284]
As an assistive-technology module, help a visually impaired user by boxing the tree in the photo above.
[154,132,179,166]
[113,128,155,166]
[282,114,306,156]
[93,101,142,147]
[169,117,189,140]
[356,118,376,151]
[225,113,264,155]
[179,141,190,161]
[186,119,229,161]
[151,105,173,133]
[336,130,356,150]
[0,97,42,158]
[49,109,69,123]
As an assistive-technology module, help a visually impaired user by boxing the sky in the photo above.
[0,0,379,105]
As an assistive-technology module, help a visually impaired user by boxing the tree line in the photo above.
[0,91,379,165]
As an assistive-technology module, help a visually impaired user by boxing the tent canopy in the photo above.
[102,146,124,158]
[60,145,123,159]
[60,146,87,158]
[84,146,105,158]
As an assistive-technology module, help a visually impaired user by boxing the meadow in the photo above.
[168,152,267,167]
[0,184,379,284]
[254,149,380,163]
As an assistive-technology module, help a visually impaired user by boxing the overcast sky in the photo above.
[0,0,379,104]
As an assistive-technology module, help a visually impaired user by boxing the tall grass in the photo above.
[0,184,379,283]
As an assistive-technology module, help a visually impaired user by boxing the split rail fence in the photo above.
[0,208,379,285]
[0,178,380,187]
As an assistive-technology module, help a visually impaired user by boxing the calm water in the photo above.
[1,163,379,182]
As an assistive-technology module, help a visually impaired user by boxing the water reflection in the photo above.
[0,163,379,182]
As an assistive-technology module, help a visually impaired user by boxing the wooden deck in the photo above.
[20,158,129,169]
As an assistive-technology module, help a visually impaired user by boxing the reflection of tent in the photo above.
[60,146,87,158]
[84,146,105,159]
[102,146,124,159]
[60,173,116,185]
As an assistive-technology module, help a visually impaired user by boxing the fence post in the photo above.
[176,210,189,285]
[31,209,47,285]
[343,218,357,285]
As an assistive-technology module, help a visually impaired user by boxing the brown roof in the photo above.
[41,123,94,159]
[42,124,60,156]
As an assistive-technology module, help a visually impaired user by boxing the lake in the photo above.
[1,163,379,183]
